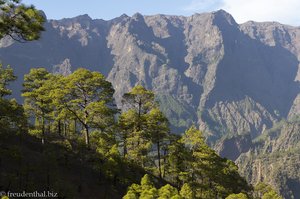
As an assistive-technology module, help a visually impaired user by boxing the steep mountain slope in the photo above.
[0,125,153,199]
[0,10,299,142]
[236,120,300,199]
[1,10,300,198]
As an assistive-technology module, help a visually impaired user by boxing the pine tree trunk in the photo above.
[157,140,162,179]
[84,124,90,149]
[74,119,77,135]
[41,116,45,144]
[123,138,127,158]
[64,122,67,137]
[58,119,61,135]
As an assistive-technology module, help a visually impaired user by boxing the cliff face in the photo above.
[236,120,300,199]
[215,134,252,161]
[1,10,300,198]
[1,10,300,141]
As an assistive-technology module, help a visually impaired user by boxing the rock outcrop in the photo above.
[1,9,299,143]
[1,10,300,198]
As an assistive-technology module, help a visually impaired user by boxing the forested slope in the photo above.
[0,4,298,197]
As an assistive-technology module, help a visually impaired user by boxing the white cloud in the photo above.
[184,0,300,26]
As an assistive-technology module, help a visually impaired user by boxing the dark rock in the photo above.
[216,134,252,161]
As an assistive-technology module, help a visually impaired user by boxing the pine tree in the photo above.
[145,107,170,178]
[0,64,16,97]
[166,135,191,187]
[22,68,53,144]
[179,183,194,199]
[158,184,180,199]
[123,174,158,199]
[117,109,137,157]
[0,63,26,133]
[120,85,156,166]
[0,0,45,41]
[52,68,117,148]
[254,183,282,199]
[122,85,155,120]
[181,126,250,198]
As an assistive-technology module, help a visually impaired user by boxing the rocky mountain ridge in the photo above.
[1,9,299,142]
[1,9,300,198]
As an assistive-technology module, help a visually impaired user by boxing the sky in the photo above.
[22,0,300,26]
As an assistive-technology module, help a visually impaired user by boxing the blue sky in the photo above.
[22,0,300,26]
[22,0,191,20]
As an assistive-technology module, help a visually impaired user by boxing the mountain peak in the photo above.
[213,9,231,15]
[74,14,92,21]
[212,9,237,26]
[120,13,129,18]
[132,12,144,21]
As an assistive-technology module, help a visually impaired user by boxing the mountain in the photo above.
[1,10,299,141]
[236,119,300,199]
[1,10,300,197]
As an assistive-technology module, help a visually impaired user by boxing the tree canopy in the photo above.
[0,0,45,42]
[0,63,16,97]
[0,1,286,197]
[1,68,283,199]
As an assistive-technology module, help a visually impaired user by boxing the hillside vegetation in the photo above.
[0,66,281,199]
[0,1,296,198]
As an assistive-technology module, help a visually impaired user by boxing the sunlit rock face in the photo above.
[2,10,300,198]
[1,10,300,143]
